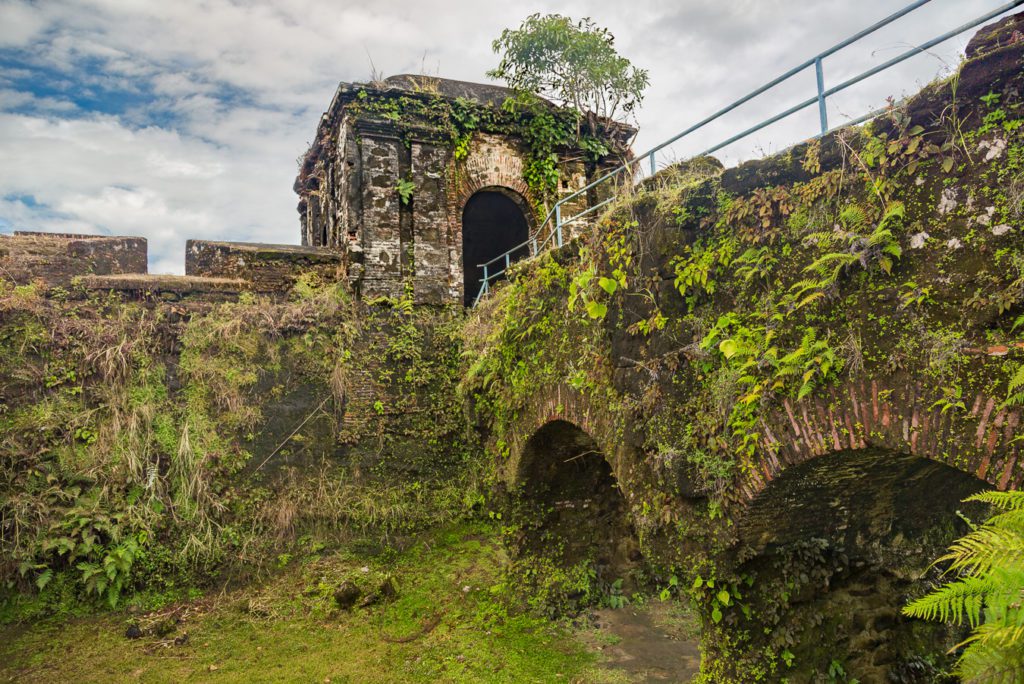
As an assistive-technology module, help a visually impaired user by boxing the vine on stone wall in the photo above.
[347,87,623,215]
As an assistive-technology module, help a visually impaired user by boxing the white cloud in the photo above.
[0,0,1019,272]
[0,1,50,48]
[0,89,62,111]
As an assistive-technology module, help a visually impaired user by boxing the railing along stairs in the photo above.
[471,0,1024,307]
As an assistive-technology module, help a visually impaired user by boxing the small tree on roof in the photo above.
[488,13,649,136]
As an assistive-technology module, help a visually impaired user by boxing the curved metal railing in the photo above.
[471,0,1024,307]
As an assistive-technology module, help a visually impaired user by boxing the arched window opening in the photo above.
[461,189,530,306]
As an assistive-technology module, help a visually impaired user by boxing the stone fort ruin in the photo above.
[1,75,632,306]
[296,75,633,305]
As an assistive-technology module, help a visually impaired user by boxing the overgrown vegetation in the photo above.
[904,490,1024,683]
[345,83,621,213]
[1,274,481,621]
[463,45,1024,680]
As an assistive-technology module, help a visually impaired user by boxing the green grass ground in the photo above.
[1,523,646,683]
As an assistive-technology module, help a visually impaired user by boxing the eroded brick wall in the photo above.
[185,240,343,292]
[0,231,147,287]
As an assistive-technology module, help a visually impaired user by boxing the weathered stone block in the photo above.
[1,231,147,287]
[185,240,343,292]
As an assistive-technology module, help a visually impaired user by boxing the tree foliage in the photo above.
[487,13,649,130]
[903,490,1024,683]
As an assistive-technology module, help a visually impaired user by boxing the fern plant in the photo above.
[903,490,1024,683]
[793,203,905,310]
[805,203,904,278]
[773,329,842,400]
[1002,315,1024,409]
[733,246,777,284]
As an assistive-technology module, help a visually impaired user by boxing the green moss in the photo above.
[0,522,608,684]
[462,71,1024,680]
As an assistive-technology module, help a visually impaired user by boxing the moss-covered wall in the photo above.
[295,76,635,304]
[0,272,480,619]
[461,12,1024,680]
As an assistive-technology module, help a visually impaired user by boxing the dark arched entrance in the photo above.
[509,420,641,609]
[731,448,991,681]
[461,189,530,306]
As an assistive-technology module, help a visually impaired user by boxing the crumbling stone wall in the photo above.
[295,76,633,305]
[0,231,147,287]
[186,240,344,292]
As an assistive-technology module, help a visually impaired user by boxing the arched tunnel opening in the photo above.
[461,189,530,306]
[509,420,642,610]
[733,448,991,681]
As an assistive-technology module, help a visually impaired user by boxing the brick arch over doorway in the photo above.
[447,134,540,305]
[460,188,532,306]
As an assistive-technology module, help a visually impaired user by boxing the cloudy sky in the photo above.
[0,0,1018,273]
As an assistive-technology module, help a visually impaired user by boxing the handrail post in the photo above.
[505,253,510,270]
[649,151,656,176]
[482,264,488,289]
[555,204,563,248]
[815,57,828,136]
[531,236,537,256]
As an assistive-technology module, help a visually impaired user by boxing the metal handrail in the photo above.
[472,0,1024,307]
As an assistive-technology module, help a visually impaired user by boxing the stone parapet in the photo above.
[185,240,344,292]
[1,231,147,286]
[78,273,249,300]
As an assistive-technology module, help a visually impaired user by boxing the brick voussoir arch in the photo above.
[502,383,624,490]
[737,377,1023,503]
[446,133,539,237]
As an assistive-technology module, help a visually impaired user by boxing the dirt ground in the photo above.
[576,600,701,683]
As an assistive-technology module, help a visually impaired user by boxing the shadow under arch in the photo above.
[461,186,532,306]
[510,420,641,599]
[729,447,992,681]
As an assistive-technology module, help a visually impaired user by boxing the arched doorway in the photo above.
[461,189,530,306]
[731,448,991,681]
[509,420,641,609]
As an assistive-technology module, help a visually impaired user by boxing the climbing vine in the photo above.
[346,86,623,215]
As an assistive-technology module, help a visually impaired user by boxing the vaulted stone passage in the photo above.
[734,448,991,681]
[461,189,530,306]
[510,420,641,602]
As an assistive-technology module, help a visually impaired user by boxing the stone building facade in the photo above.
[295,75,634,305]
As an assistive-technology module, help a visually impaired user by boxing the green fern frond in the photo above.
[839,205,869,232]
[795,291,826,310]
[789,279,824,296]
[967,491,1024,511]
[903,575,995,627]
[907,488,1024,680]
[971,617,1024,648]
[942,527,1024,575]
[955,634,1024,683]
[867,226,894,247]
[986,509,1024,531]
[879,201,906,229]
[803,230,841,248]
[1002,364,1024,408]
[805,252,856,282]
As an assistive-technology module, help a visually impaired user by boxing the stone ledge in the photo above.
[1,231,148,286]
[186,240,342,260]
[78,273,249,294]
[13,230,145,241]
[186,239,344,292]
